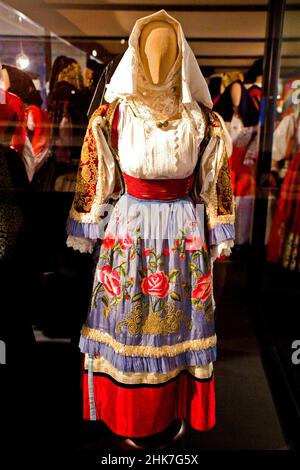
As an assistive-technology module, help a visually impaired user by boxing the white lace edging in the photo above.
[66,235,95,254]
[211,240,234,263]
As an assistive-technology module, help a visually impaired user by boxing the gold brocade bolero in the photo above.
[68,98,234,232]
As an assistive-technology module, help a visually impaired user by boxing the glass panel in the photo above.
[266,3,300,271]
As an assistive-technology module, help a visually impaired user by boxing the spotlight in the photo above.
[16,53,30,70]
[92,50,98,57]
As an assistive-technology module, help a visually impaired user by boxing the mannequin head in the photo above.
[139,21,178,85]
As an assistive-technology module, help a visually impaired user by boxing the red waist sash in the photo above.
[122,172,195,201]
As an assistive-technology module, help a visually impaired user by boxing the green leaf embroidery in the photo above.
[103,308,109,317]
[132,293,143,302]
[101,295,109,307]
[189,263,198,271]
[120,267,126,276]
[171,291,181,301]
[168,269,180,282]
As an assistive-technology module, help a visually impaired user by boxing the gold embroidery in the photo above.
[191,110,234,230]
[216,150,234,216]
[84,354,214,385]
[206,121,235,229]
[70,99,124,224]
[81,325,216,357]
[282,232,299,271]
[115,301,192,335]
[72,106,107,216]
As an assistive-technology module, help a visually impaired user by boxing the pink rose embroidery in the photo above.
[192,271,212,302]
[118,233,133,250]
[185,234,202,252]
[141,271,170,299]
[98,264,121,297]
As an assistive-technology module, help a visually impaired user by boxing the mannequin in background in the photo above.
[244,58,263,111]
[1,64,36,182]
[66,10,234,449]
[267,79,300,271]
[214,60,262,248]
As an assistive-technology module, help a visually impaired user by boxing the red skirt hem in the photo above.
[82,371,216,438]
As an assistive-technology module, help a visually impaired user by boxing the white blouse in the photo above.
[117,100,206,179]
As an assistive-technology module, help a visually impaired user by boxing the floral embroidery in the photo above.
[141,271,170,299]
[185,234,202,251]
[192,271,212,301]
[92,225,213,332]
[102,232,116,250]
[98,264,121,297]
[118,233,133,250]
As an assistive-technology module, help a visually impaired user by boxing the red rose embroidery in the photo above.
[192,271,212,301]
[141,271,170,299]
[185,234,202,251]
[163,249,170,256]
[98,264,121,296]
[102,233,115,250]
[118,233,133,250]
[142,249,152,256]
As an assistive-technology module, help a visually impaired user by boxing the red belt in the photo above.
[122,172,194,201]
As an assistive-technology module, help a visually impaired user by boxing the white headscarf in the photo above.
[104,9,213,109]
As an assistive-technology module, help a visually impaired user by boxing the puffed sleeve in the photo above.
[272,114,295,162]
[195,110,235,261]
[66,102,123,253]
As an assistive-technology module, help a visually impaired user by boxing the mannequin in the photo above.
[126,21,183,447]
[267,81,300,270]
[214,61,262,247]
[139,21,177,86]
[138,21,181,125]
[66,10,234,449]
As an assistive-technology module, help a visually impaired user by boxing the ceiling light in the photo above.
[92,50,97,57]
[120,39,126,45]
[16,53,30,70]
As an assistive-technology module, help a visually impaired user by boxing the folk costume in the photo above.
[214,80,260,245]
[67,10,235,437]
[267,110,300,271]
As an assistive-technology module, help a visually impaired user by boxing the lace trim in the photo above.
[66,235,95,254]
[81,325,216,357]
[133,46,182,122]
[211,240,234,262]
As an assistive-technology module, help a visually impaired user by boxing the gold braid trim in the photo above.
[81,325,216,357]
[83,354,214,385]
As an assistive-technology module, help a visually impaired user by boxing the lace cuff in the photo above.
[211,240,234,263]
[66,235,95,254]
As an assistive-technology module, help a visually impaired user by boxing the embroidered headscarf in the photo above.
[104,10,213,117]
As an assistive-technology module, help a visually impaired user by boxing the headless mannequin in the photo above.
[230,74,262,116]
[139,21,177,86]
[120,21,186,449]
[138,21,182,122]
